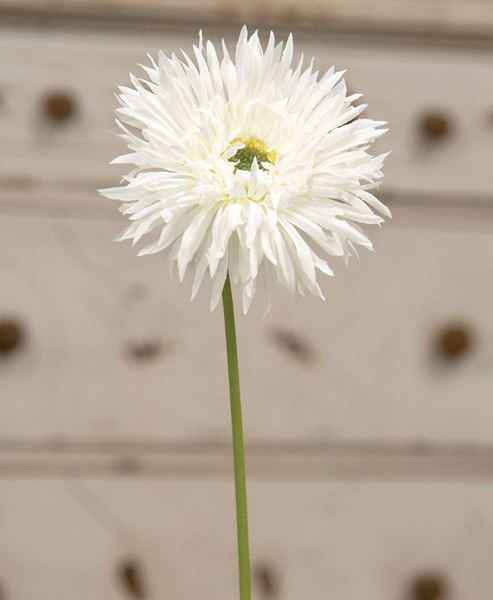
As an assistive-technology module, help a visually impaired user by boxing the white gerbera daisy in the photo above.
[101,26,390,313]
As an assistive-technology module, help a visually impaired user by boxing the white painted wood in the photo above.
[2,439,493,479]
[0,13,491,597]
[1,25,493,200]
[0,479,492,599]
[1,206,493,444]
[2,0,493,36]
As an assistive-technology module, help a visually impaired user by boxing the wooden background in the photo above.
[2,0,493,35]
[1,2,493,599]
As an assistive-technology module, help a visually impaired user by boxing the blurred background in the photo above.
[1,0,493,599]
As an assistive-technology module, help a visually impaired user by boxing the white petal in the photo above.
[103,27,389,311]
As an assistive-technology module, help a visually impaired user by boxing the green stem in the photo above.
[222,274,251,600]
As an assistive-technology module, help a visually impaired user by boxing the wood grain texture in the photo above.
[2,0,493,37]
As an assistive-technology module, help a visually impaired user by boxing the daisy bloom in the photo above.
[101,27,390,313]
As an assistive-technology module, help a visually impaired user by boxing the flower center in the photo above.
[228,137,276,172]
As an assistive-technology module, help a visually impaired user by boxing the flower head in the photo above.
[101,27,389,313]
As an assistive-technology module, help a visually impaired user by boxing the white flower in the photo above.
[101,27,390,313]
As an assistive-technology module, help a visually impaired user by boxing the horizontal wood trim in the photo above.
[1,0,493,37]
[2,440,493,479]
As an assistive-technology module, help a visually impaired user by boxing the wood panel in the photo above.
[0,479,492,599]
[1,207,493,444]
[0,8,492,600]
[1,26,492,202]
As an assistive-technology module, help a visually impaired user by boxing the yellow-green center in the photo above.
[229,137,276,172]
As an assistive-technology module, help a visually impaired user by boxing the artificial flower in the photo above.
[101,27,389,313]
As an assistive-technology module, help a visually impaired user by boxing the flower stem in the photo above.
[222,274,251,600]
